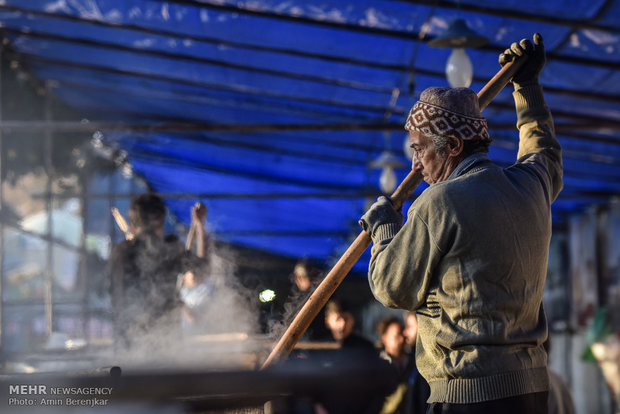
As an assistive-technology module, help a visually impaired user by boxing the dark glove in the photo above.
[498,33,545,89]
[359,196,403,239]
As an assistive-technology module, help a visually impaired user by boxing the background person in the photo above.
[286,259,330,341]
[377,316,417,414]
[402,311,431,413]
[108,194,207,353]
[313,297,391,414]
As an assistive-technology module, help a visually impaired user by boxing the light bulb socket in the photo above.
[427,18,489,49]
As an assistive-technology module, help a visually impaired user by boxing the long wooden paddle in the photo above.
[261,56,527,369]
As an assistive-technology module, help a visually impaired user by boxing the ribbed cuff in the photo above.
[427,366,549,404]
[512,83,549,128]
[373,222,401,242]
[513,83,545,109]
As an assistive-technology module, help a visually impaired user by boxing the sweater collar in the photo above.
[448,152,491,180]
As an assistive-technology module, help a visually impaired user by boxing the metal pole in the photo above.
[44,81,54,338]
[79,173,89,346]
[0,39,5,358]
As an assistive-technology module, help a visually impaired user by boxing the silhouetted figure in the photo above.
[285,259,330,341]
[402,311,431,413]
[108,194,206,353]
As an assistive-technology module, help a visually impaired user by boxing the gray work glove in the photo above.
[359,196,403,240]
[498,33,546,89]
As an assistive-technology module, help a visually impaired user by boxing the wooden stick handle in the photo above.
[260,57,526,369]
[186,202,208,256]
[111,207,133,240]
[477,56,527,110]
[260,231,372,369]
[186,224,197,250]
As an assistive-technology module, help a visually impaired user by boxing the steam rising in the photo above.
[108,240,262,371]
[266,275,323,343]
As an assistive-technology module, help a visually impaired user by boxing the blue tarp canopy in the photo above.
[1,1,619,272]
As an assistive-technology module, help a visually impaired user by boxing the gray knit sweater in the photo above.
[368,84,563,404]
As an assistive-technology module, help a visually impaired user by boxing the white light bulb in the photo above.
[259,289,276,303]
[446,48,473,88]
[379,167,397,193]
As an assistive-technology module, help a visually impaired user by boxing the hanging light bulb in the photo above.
[370,150,405,194]
[379,166,397,193]
[427,18,488,87]
[446,48,473,88]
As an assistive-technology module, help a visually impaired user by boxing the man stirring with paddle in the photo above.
[360,34,562,414]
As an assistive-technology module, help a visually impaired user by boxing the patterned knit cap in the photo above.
[405,87,490,142]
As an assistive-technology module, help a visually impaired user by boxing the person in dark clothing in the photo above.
[324,298,376,353]
[377,316,418,414]
[313,298,393,414]
[284,259,330,341]
[108,194,207,353]
[402,312,431,414]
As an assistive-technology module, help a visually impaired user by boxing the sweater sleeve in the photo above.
[513,83,563,202]
[367,199,444,311]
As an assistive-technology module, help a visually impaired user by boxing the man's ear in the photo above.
[448,137,464,157]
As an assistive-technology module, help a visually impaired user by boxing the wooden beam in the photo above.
[2,3,619,70]
[1,119,619,134]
